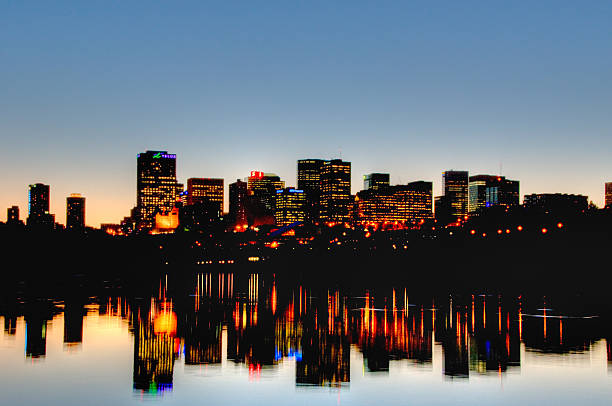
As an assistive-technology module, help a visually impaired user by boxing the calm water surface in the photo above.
[1,272,612,405]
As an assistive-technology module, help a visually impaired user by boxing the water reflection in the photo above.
[2,272,612,399]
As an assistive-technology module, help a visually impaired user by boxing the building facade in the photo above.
[354,181,433,224]
[66,193,85,230]
[297,159,326,223]
[229,179,248,227]
[442,171,469,221]
[320,159,352,223]
[186,178,224,217]
[363,173,390,191]
[136,151,181,230]
[468,175,519,214]
[27,183,54,229]
[247,171,285,214]
[606,182,612,208]
[274,188,307,226]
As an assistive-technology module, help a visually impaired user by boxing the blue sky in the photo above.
[2,1,611,226]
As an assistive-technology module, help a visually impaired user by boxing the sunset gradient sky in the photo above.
[2,1,612,226]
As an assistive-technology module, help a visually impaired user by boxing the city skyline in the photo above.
[2,151,609,227]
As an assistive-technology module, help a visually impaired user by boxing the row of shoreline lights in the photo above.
[469,222,563,237]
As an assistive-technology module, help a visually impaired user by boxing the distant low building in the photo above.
[523,193,588,213]
[7,206,20,225]
[605,182,612,208]
[354,181,433,225]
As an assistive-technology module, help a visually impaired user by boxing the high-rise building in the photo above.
[363,173,390,191]
[298,159,326,223]
[354,181,433,224]
[229,179,248,227]
[468,175,519,214]
[186,178,224,216]
[27,183,54,229]
[136,151,181,230]
[275,188,307,226]
[66,193,85,230]
[7,206,19,225]
[320,159,352,223]
[442,171,469,221]
[606,182,612,208]
[523,193,588,213]
[247,171,285,213]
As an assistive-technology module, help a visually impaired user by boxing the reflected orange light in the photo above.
[517,225,523,231]
[154,311,177,336]
[557,222,563,228]
[541,228,548,234]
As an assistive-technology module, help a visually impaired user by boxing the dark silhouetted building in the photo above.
[186,178,224,216]
[247,171,284,214]
[136,151,182,230]
[468,175,519,215]
[27,183,54,229]
[354,181,433,224]
[229,179,248,227]
[297,159,326,223]
[363,173,390,191]
[66,193,85,230]
[606,182,612,208]
[320,160,352,223]
[523,193,588,213]
[442,171,469,221]
[7,206,20,225]
[275,188,307,226]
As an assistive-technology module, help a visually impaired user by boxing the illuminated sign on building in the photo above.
[250,171,264,179]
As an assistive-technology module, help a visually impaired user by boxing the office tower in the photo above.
[606,182,612,208]
[354,181,433,224]
[247,171,285,213]
[363,173,390,191]
[186,178,224,215]
[136,151,181,230]
[66,193,86,230]
[7,206,19,225]
[297,159,326,223]
[229,179,248,227]
[275,188,307,226]
[523,193,588,213]
[27,183,54,229]
[468,175,519,214]
[442,171,469,221]
[320,159,352,223]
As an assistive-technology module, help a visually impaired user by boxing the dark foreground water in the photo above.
[1,271,612,405]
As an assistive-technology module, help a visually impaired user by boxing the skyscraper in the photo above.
[27,183,54,229]
[275,188,307,226]
[229,179,248,227]
[442,171,469,221]
[247,171,285,213]
[363,173,390,191]
[320,159,352,223]
[186,178,224,216]
[297,159,326,223]
[468,175,519,214]
[136,151,181,230]
[66,193,86,230]
[606,182,612,208]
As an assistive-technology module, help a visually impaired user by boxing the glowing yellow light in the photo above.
[541,228,548,234]
[517,225,523,231]
[557,222,563,228]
